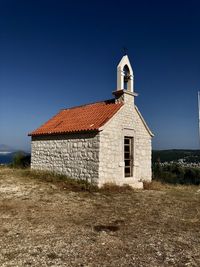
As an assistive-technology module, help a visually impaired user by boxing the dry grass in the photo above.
[143,179,199,191]
[99,182,133,193]
[0,166,200,267]
[143,180,165,190]
[11,167,99,192]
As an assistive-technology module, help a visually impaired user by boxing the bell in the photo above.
[124,75,129,83]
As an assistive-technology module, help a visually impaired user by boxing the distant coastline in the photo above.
[0,150,30,164]
[0,152,12,155]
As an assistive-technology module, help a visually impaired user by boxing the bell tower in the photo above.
[117,55,134,92]
[113,55,138,104]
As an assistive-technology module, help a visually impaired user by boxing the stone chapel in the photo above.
[29,55,153,188]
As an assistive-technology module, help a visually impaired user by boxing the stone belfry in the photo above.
[113,55,138,104]
[117,54,134,92]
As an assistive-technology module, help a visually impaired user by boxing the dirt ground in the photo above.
[0,167,200,267]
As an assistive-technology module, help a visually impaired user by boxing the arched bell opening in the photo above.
[123,65,130,90]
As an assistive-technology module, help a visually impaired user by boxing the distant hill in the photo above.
[152,149,200,163]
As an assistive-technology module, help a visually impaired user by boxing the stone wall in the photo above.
[98,92,152,187]
[31,132,100,184]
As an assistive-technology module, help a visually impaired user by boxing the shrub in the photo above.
[11,152,31,168]
[152,162,200,185]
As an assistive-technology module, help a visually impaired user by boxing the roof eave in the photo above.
[29,128,100,137]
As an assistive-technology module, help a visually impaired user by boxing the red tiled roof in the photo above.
[29,99,123,136]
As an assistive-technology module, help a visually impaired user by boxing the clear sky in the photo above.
[0,0,200,151]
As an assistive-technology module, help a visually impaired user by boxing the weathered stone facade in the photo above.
[98,92,152,188]
[31,133,100,184]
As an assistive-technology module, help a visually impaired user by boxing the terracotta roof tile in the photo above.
[29,99,123,136]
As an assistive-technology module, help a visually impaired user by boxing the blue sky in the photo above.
[0,0,200,151]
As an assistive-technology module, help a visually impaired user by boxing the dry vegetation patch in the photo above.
[0,167,200,266]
